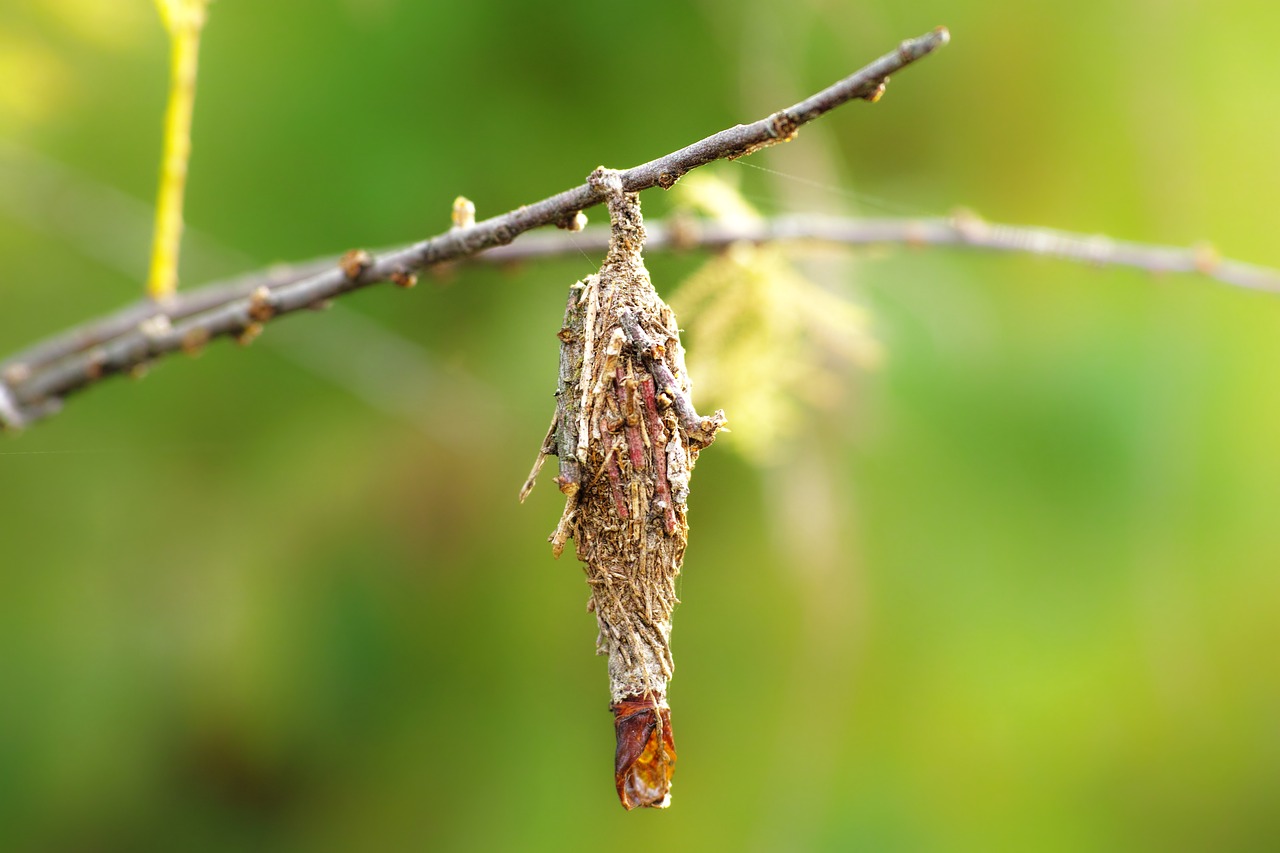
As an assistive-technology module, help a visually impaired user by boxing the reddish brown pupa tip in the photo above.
[612,696,676,810]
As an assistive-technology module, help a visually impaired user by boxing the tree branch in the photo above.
[489,213,1280,294]
[0,28,948,430]
[147,0,211,299]
[9,205,1277,412]
[6,205,1279,430]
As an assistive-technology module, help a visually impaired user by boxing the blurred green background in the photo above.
[2,1,1279,850]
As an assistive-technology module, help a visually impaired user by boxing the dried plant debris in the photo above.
[521,168,726,809]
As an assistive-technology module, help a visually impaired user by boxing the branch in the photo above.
[148,0,211,298]
[6,207,1279,430]
[11,206,1277,399]
[0,28,949,429]
[488,214,1280,294]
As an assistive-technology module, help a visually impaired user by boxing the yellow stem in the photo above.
[146,0,208,301]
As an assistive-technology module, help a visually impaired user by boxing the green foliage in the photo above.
[2,0,1279,849]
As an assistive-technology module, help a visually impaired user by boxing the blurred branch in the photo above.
[147,0,211,299]
[0,28,948,429]
[6,206,1280,429]
[494,213,1280,293]
[9,205,1278,396]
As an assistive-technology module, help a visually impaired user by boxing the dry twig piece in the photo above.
[524,168,725,809]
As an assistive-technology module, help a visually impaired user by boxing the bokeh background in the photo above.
[2,1,1278,849]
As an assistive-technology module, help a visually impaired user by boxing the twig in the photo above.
[147,0,211,299]
[0,28,948,429]
[491,214,1280,294]
[6,207,1279,429]
[10,206,1278,396]
[617,309,726,448]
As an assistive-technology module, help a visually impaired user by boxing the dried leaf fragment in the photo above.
[612,696,676,810]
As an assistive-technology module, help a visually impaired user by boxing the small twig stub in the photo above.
[523,168,726,809]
